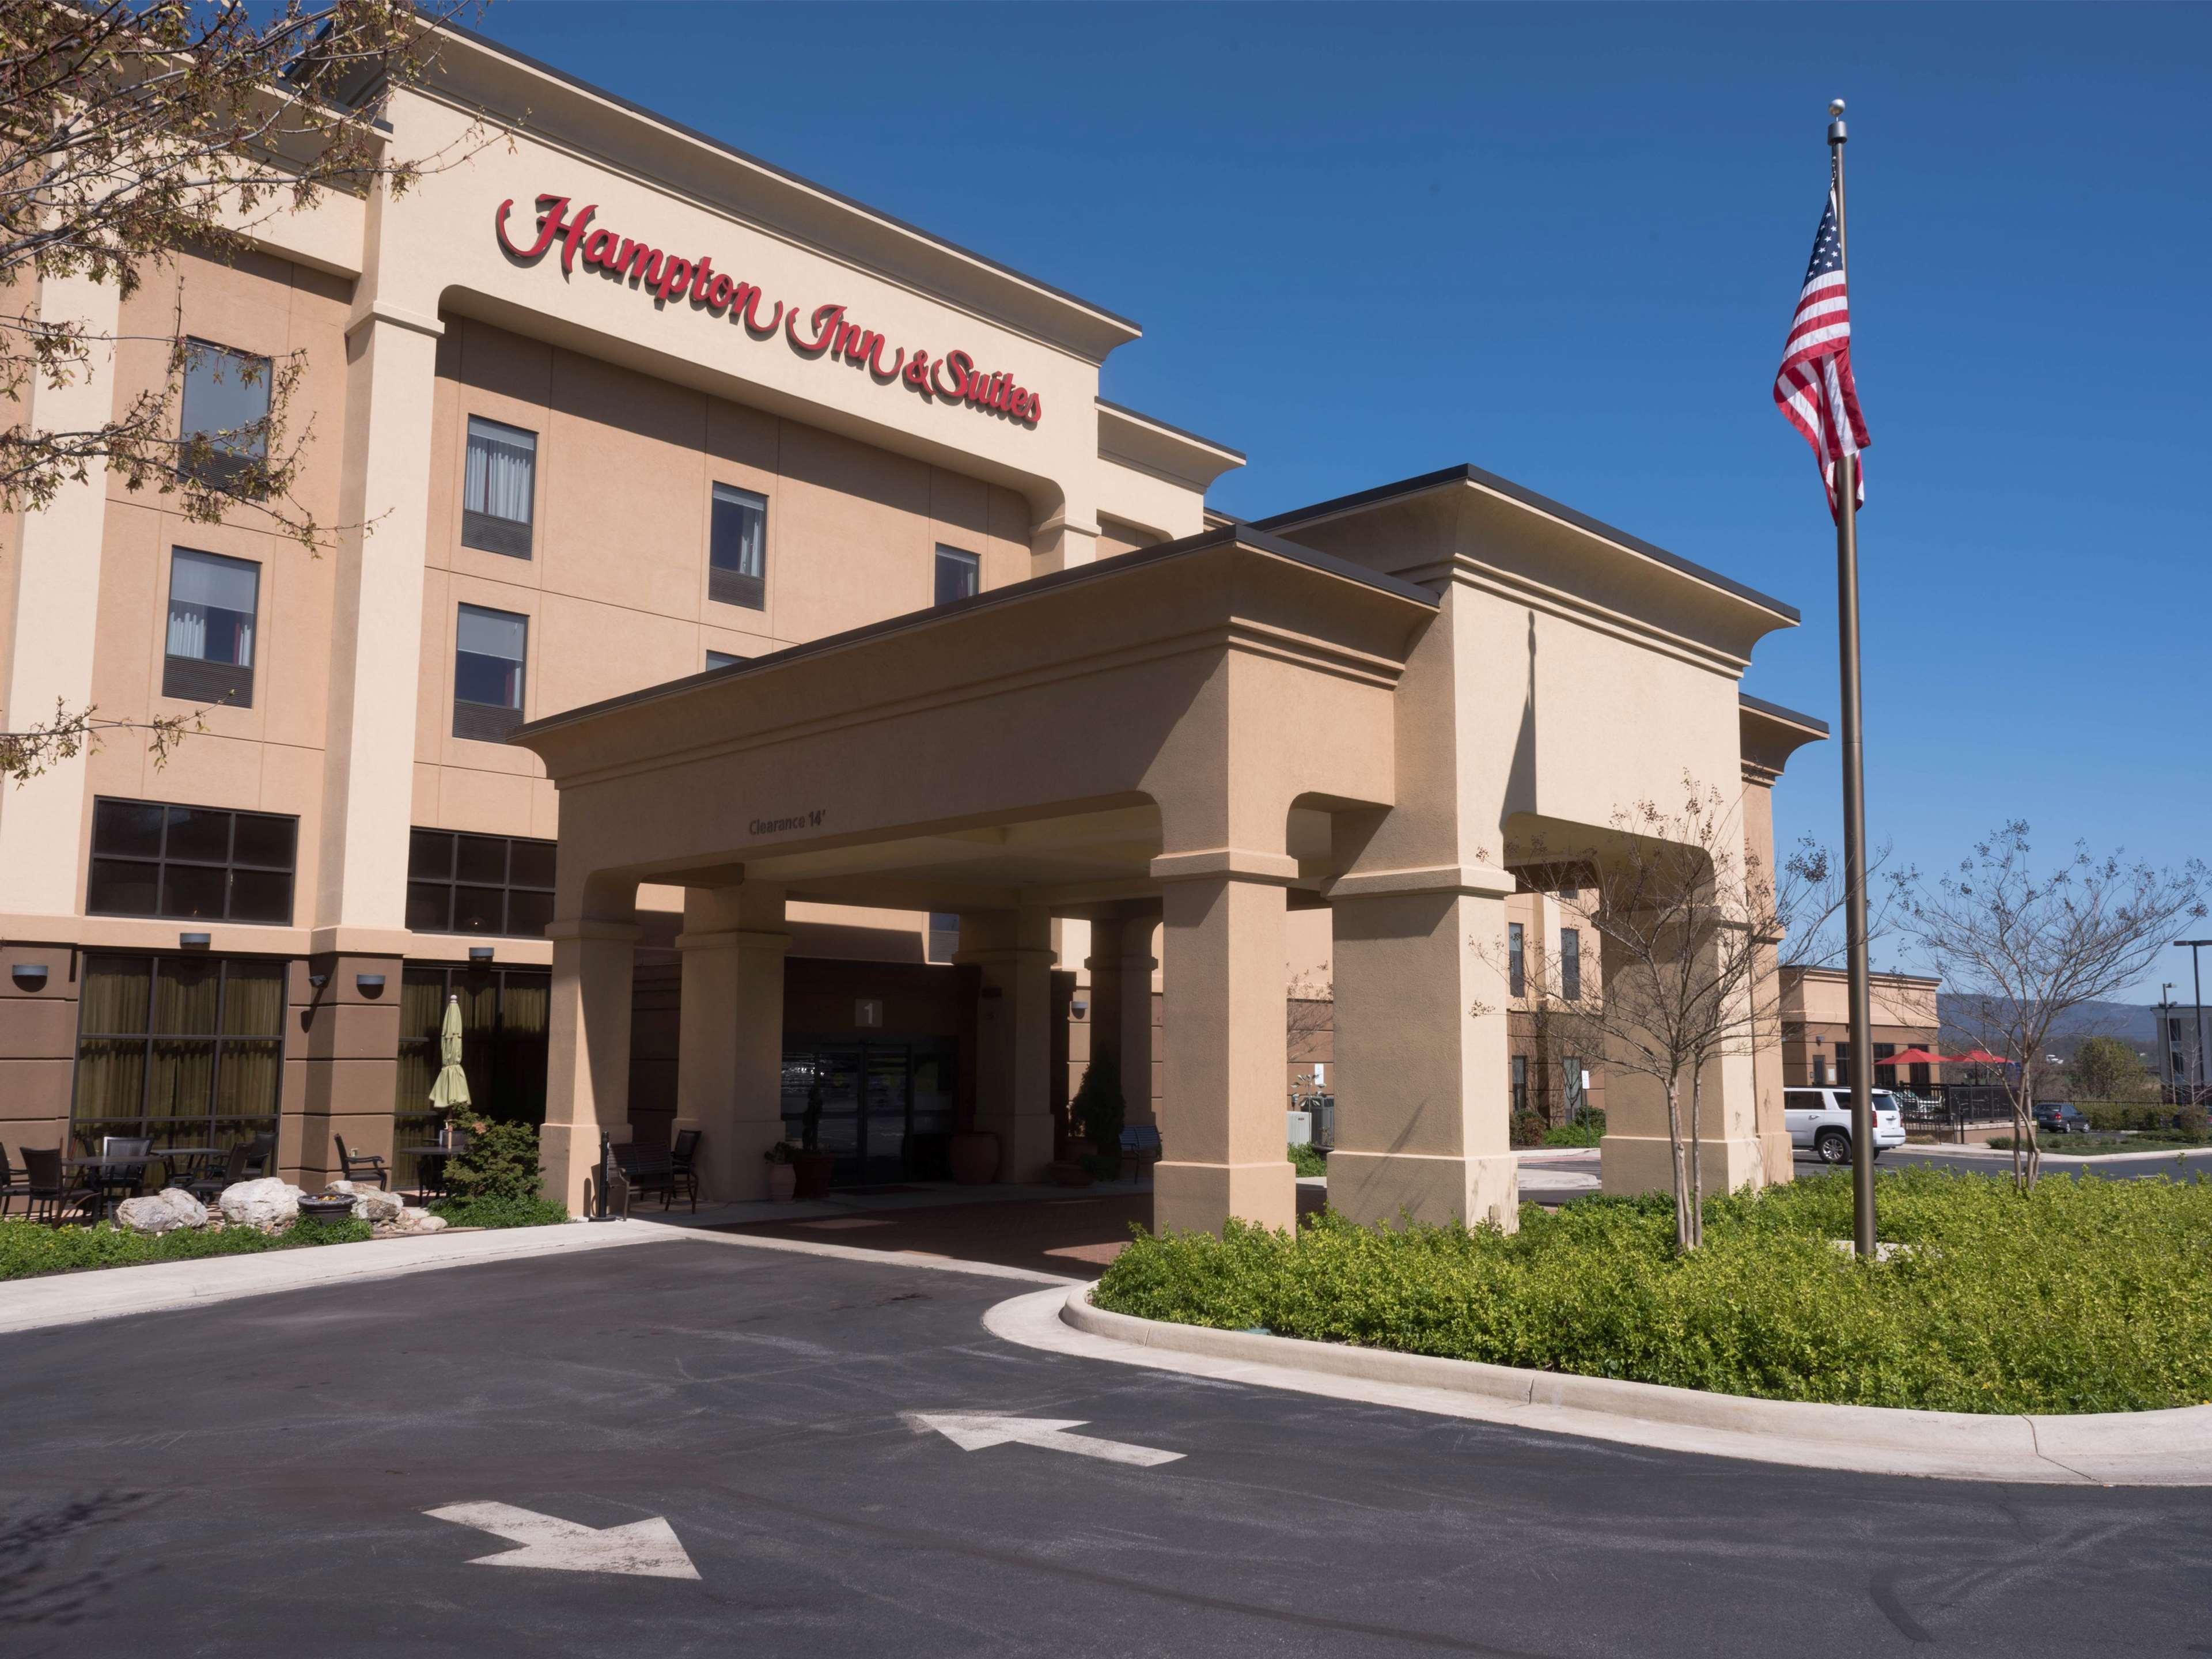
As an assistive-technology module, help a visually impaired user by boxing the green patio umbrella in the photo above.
[427,993,472,1125]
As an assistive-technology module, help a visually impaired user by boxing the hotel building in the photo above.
[0,25,1828,1231]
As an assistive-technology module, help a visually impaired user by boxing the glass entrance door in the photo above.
[781,1037,957,1185]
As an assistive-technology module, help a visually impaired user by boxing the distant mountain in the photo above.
[1937,994,2171,1061]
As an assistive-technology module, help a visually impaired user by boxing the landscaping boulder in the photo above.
[115,1188,207,1236]
[329,1180,405,1223]
[383,1207,448,1236]
[219,1177,302,1231]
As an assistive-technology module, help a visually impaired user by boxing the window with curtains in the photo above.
[453,604,528,741]
[1508,923,1525,998]
[406,829,555,937]
[1560,929,1582,1001]
[934,545,979,606]
[708,483,767,609]
[71,954,285,1155]
[162,548,259,706]
[87,797,297,923]
[179,340,271,492]
[392,965,551,1184]
[461,417,537,558]
[1510,1054,1528,1115]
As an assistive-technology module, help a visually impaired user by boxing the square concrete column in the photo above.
[1082,909,1160,1130]
[541,916,643,1212]
[1597,926,1769,1200]
[674,884,790,1205]
[955,908,1058,1183]
[1326,868,1521,1232]
[1152,856,1296,1234]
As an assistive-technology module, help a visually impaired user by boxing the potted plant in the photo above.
[763,1140,800,1202]
[791,1085,836,1200]
[1070,1054,1126,1181]
[298,1192,356,1224]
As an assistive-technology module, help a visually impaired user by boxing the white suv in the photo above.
[1784,1087,1907,1164]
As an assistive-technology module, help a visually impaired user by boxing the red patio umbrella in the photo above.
[1883,1048,1945,1067]
[1945,1048,2012,1066]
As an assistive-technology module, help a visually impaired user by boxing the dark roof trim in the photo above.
[435,21,1141,338]
[1096,397,1246,463]
[513,521,1437,740]
[1255,463,1801,624]
[1738,691,1829,736]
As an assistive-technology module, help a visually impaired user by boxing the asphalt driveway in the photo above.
[2,1235,2207,1658]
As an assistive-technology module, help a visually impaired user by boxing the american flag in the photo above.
[1774,188,1869,516]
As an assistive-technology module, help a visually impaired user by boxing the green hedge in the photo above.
[1289,1143,1328,1179]
[429,1194,570,1229]
[0,1217,371,1282]
[1093,1169,2212,1414]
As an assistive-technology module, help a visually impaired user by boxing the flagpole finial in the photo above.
[1828,99,1847,145]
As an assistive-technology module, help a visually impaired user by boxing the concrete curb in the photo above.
[0,1221,681,1336]
[1893,1143,2212,1168]
[976,1283,2212,1487]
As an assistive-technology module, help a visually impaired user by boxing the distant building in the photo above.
[1779,966,1942,1092]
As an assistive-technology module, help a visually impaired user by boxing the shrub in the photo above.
[429,1194,569,1229]
[1094,1168,2212,1414]
[0,1216,371,1282]
[2080,1100,2173,1132]
[1543,1118,1604,1148]
[1289,1142,1328,1179]
[444,1119,544,1202]
[1509,1111,1548,1148]
[1071,1053,1126,1151]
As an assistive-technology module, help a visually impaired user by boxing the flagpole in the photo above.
[1828,99,1877,1258]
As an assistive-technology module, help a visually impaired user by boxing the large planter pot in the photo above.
[948,1130,1001,1185]
[791,1153,835,1201]
[297,1196,355,1225]
[766,1162,798,1202]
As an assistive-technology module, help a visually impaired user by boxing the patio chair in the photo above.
[183,1141,256,1204]
[93,1136,153,1215]
[241,1133,276,1179]
[612,1142,680,1211]
[670,1129,702,1210]
[334,1135,389,1191]
[20,1147,96,1225]
[1119,1124,1163,1184]
[0,1143,33,1219]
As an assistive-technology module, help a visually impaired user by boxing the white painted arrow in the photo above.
[425,1502,700,1579]
[905,1412,1184,1467]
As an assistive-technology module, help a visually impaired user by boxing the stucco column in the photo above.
[956,907,1056,1181]
[0,271,119,915]
[313,302,442,934]
[1597,925,1769,1200]
[542,913,642,1212]
[674,882,790,1204]
[1327,867,1521,1232]
[1082,907,1160,1130]
[1152,853,1295,1234]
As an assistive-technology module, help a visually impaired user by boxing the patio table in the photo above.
[396,1145,462,1198]
[61,1151,213,1219]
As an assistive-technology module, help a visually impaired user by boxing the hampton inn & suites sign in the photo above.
[495,194,1044,428]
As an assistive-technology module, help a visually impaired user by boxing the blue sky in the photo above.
[481,3,2208,998]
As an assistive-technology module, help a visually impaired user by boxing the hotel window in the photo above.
[406,830,556,937]
[1834,1041,1853,1087]
[462,416,537,558]
[934,545,980,606]
[1507,923,1525,998]
[1560,928,1581,1001]
[709,483,767,609]
[706,650,747,671]
[87,797,297,924]
[453,604,528,741]
[393,965,552,1185]
[1874,1043,1897,1086]
[162,548,259,707]
[926,912,960,964]
[179,339,270,491]
[1563,1056,1588,1118]
[70,953,285,1157]
[1510,1054,1528,1115]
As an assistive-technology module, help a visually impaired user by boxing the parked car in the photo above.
[2032,1101,2089,1136]
[1783,1087,1908,1164]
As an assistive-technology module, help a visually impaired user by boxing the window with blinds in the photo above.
[453,604,528,741]
[462,416,537,558]
[709,483,767,609]
[163,547,260,706]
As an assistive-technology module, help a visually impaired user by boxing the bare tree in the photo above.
[1286,970,1332,1100]
[1895,823,2206,1191]
[0,0,483,780]
[1490,778,1854,1252]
